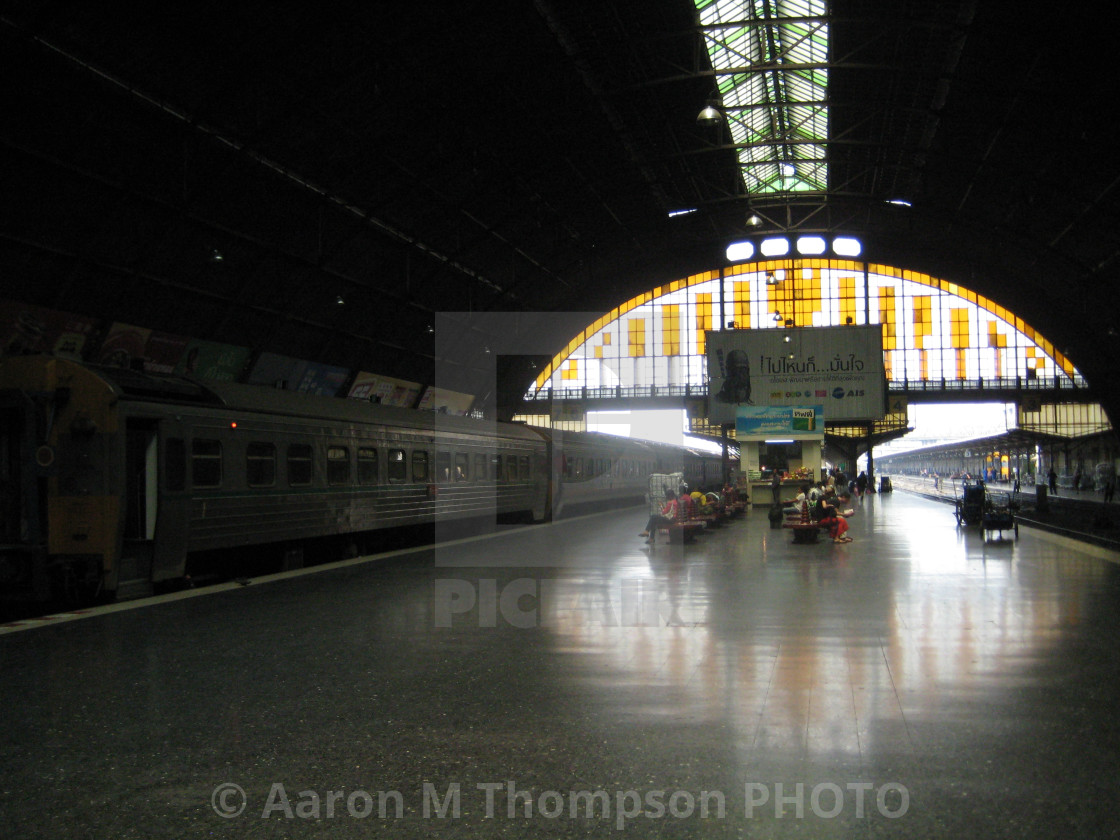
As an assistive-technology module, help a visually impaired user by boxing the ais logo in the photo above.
[832,387,866,399]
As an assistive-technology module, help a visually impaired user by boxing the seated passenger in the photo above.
[783,484,811,516]
[691,489,714,516]
[678,486,697,519]
[817,493,852,543]
[640,489,680,544]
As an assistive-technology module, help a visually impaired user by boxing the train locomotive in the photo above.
[0,356,731,603]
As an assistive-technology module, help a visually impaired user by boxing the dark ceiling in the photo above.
[3,2,1119,421]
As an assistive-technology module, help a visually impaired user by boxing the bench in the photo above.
[690,512,723,528]
[782,502,832,543]
[655,520,705,543]
[783,520,829,543]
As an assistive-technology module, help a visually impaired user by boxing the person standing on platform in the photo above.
[1048,467,1058,495]
[771,470,783,505]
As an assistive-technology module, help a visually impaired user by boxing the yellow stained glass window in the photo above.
[695,293,712,354]
[950,307,970,350]
[878,288,897,350]
[662,304,680,356]
[628,319,646,357]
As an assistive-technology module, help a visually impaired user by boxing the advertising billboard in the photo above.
[736,405,825,441]
[706,325,885,424]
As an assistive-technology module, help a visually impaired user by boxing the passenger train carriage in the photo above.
[0,357,733,603]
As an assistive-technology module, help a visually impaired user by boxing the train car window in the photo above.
[412,450,429,482]
[455,452,470,481]
[247,442,276,487]
[165,438,185,491]
[191,439,222,488]
[489,454,502,480]
[287,444,313,486]
[388,449,407,483]
[327,446,351,485]
[435,451,452,483]
[473,453,486,481]
[518,455,530,479]
[504,455,517,481]
[357,448,378,485]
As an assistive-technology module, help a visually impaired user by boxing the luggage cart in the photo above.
[981,488,1018,540]
[954,479,986,526]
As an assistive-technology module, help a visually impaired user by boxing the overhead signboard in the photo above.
[736,405,825,441]
[0,299,98,361]
[348,371,423,408]
[706,325,885,424]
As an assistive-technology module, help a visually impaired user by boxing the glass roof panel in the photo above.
[695,0,829,196]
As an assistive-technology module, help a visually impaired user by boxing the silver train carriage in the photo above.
[0,356,735,602]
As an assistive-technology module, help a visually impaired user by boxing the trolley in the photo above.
[954,479,986,526]
[981,488,1018,540]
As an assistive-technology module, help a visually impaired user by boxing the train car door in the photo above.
[0,404,27,545]
[0,400,47,598]
[119,419,159,597]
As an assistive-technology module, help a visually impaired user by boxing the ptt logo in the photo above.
[832,387,846,399]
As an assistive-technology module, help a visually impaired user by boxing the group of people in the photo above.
[639,483,739,545]
[780,480,855,543]
[639,469,860,546]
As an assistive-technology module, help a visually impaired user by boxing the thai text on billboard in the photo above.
[706,325,885,424]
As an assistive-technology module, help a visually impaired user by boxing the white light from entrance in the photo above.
[726,240,755,262]
[796,236,826,255]
[760,237,790,257]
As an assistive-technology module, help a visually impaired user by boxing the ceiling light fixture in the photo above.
[765,271,778,286]
[697,102,722,125]
[772,310,782,323]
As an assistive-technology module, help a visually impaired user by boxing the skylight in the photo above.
[694,0,829,196]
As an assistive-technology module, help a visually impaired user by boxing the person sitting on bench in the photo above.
[817,491,852,543]
[782,483,812,516]
[640,489,680,544]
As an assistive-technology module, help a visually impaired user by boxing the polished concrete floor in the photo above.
[2,491,1120,838]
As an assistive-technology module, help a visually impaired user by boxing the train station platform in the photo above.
[2,492,1120,838]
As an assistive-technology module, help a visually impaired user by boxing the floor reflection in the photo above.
[539,492,1120,774]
